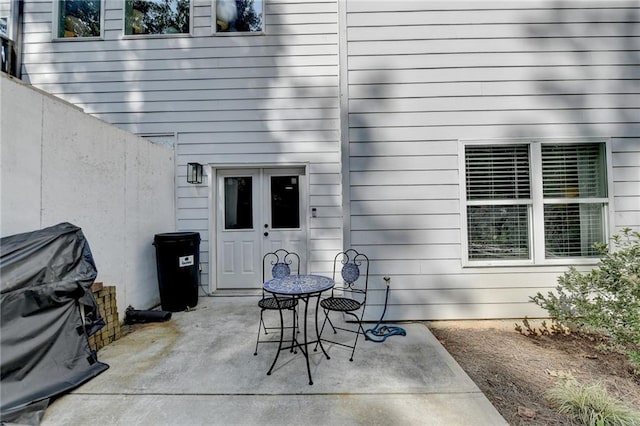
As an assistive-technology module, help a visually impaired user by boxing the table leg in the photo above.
[302,295,313,385]
[314,293,331,360]
[266,296,285,376]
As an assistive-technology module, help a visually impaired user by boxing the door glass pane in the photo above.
[271,176,299,229]
[224,177,252,229]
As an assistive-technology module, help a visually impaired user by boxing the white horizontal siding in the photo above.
[349,124,640,141]
[18,0,638,320]
[350,79,640,99]
[347,6,640,26]
[345,0,640,320]
[350,66,640,84]
[351,95,640,112]
[32,76,338,96]
[351,53,640,73]
[348,22,640,41]
[612,137,640,231]
[20,0,341,293]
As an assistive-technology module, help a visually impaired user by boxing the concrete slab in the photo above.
[41,296,507,425]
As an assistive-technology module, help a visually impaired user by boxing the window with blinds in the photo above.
[542,144,607,258]
[465,145,531,260]
[463,141,609,264]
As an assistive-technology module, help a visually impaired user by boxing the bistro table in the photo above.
[262,274,335,385]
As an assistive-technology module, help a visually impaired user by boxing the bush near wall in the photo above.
[88,282,121,351]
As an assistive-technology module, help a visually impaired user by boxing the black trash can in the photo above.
[153,232,201,312]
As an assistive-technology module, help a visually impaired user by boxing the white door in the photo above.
[216,168,307,289]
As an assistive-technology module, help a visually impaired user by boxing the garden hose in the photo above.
[365,277,406,342]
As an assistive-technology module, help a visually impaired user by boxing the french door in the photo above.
[215,168,307,289]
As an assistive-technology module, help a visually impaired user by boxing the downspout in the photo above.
[13,0,23,79]
[338,0,350,250]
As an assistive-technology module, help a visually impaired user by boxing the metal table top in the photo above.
[263,274,334,295]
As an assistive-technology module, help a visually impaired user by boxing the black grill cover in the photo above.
[1,223,109,423]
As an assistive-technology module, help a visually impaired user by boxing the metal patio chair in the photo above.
[317,249,369,361]
[253,249,300,356]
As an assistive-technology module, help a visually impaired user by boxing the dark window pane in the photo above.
[544,203,604,258]
[125,0,189,35]
[225,177,253,229]
[467,205,530,260]
[59,0,101,38]
[271,176,299,229]
[216,0,263,33]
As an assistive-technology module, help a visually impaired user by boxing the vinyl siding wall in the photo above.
[20,0,342,290]
[345,0,640,320]
[16,0,640,320]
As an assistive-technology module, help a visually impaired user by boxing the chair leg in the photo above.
[290,307,297,353]
[345,313,364,362]
[314,310,330,352]
[254,310,265,356]
[326,314,338,334]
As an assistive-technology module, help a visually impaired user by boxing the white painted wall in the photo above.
[19,0,343,288]
[0,74,176,319]
[344,0,640,320]
[12,0,639,320]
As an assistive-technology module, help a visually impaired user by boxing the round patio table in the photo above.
[263,274,335,385]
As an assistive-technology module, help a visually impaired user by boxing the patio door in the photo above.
[215,168,307,289]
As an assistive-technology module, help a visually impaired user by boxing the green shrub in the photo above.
[531,228,640,359]
[546,380,640,426]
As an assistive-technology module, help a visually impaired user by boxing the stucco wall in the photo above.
[0,74,176,319]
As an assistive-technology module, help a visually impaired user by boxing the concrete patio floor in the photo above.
[41,296,507,425]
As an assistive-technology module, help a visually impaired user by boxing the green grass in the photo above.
[546,380,640,426]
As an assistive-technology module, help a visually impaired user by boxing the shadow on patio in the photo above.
[41,296,506,425]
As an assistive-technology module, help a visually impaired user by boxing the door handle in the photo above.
[264,232,269,237]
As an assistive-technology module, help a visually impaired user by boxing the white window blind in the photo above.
[465,145,530,200]
[542,144,607,258]
[465,145,531,260]
[463,140,609,264]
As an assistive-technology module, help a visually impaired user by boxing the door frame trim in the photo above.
[208,163,309,293]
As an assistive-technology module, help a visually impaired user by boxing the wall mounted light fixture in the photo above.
[187,162,203,184]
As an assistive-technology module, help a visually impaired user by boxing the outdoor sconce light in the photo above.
[187,162,203,184]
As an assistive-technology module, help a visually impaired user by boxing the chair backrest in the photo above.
[262,249,300,283]
[332,249,369,301]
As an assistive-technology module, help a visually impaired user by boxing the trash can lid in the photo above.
[153,232,201,243]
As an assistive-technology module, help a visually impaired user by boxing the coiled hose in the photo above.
[365,278,406,342]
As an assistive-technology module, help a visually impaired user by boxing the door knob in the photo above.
[264,232,269,237]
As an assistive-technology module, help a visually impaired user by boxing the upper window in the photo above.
[125,0,190,35]
[462,140,610,265]
[214,0,263,33]
[1,17,8,38]
[56,0,102,38]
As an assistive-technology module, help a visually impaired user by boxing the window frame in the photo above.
[212,0,265,36]
[459,138,614,267]
[122,0,193,38]
[0,0,10,39]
